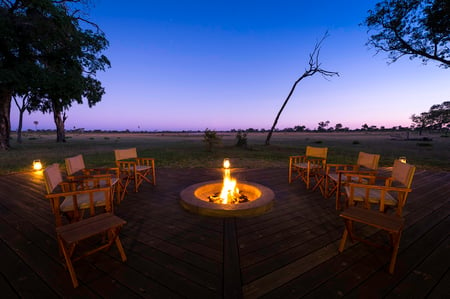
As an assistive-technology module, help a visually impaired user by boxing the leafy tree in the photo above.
[411,111,432,135]
[0,0,110,148]
[411,101,449,133]
[294,125,306,132]
[265,33,339,145]
[429,101,450,130]
[365,0,450,68]
[317,120,330,131]
[361,123,369,131]
[334,123,343,131]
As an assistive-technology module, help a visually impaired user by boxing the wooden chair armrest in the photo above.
[307,158,326,165]
[116,160,137,173]
[67,174,112,180]
[64,176,113,190]
[84,167,120,176]
[45,186,112,199]
[340,172,377,184]
[136,157,155,166]
[348,183,412,193]
[326,163,358,173]
[289,155,307,163]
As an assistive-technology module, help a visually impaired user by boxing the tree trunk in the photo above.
[52,103,66,142]
[265,79,300,145]
[0,89,12,150]
[16,109,23,144]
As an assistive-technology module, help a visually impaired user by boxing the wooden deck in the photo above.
[0,168,449,298]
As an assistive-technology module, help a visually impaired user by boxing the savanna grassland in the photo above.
[1,131,449,175]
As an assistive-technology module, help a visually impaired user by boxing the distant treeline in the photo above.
[11,126,448,134]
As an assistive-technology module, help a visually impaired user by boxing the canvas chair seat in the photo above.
[328,171,367,182]
[293,162,323,169]
[59,190,108,212]
[343,186,398,206]
[132,165,152,172]
[44,163,114,226]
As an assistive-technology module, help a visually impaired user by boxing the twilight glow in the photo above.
[10,0,450,132]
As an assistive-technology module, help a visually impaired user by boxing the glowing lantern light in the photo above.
[33,159,43,171]
[399,156,407,163]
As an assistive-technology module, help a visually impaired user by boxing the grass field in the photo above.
[1,131,449,175]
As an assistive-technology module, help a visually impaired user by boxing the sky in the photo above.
[10,0,450,131]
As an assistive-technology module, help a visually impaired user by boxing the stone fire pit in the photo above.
[179,180,274,217]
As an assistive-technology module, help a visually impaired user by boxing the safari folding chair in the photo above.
[43,163,127,288]
[114,148,156,193]
[325,151,380,210]
[65,154,125,204]
[289,146,328,191]
[338,160,416,274]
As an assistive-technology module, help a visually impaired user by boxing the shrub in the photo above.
[416,142,432,147]
[235,130,248,148]
[352,140,360,145]
[203,128,221,152]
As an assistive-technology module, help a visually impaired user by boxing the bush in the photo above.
[203,128,221,152]
[416,142,432,147]
[352,140,360,145]
[235,130,248,148]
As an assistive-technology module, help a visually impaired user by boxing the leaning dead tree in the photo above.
[265,34,339,145]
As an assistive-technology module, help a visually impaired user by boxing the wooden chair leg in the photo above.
[389,230,402,274]
[339,219,353,252]
[57,237,79,288]
[312,172,326,196]
[115,236,127,262]
[151,161,156,185]
[339,228,348,252]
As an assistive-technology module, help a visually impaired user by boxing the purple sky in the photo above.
[11,0,450,131]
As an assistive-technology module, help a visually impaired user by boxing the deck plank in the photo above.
[0,167,449,298]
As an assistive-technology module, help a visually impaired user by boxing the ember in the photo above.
[208,192,249,204]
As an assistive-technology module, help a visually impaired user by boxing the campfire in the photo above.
[208,159,248,204]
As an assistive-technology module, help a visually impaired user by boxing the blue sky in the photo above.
[11,0,450,131]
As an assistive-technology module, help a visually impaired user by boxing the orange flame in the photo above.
[220,159,239,204]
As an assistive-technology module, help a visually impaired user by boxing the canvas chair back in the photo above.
[357,152,380,170]
[44,163,63,194]
[115,148,138,161]
[305,146,328,159]
[65,154,86,175]
[392,160,416,188]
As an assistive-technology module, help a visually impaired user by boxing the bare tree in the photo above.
[265,33,339,145]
